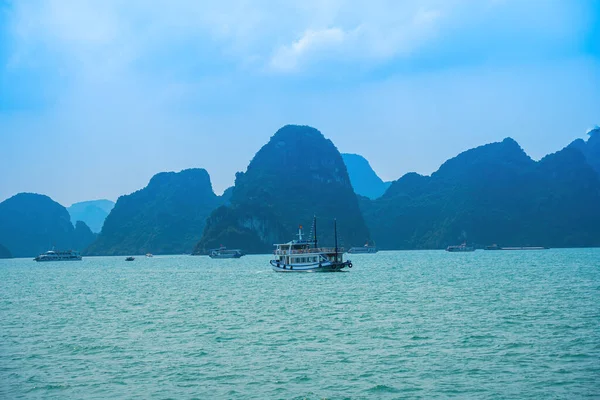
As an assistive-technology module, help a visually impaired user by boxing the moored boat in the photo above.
[446,242,475,252]
[486,246,548,251]
[485,244,501,250]
[125,256,135,261]
[348,242,378,254]
[270,218,352,272]
[209,247,244,259]
[34,250,82,262]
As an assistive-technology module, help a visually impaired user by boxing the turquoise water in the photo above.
[1,249,599,399]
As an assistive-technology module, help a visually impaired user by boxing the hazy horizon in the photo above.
[1,1,599,205]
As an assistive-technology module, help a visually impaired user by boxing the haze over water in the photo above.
[1,249,599,399]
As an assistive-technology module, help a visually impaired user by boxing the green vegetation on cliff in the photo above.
[568,126,600,177]
[86,168,223,255]
[361,138,600,249]
[195,125,370,254]
[74,220,97,251]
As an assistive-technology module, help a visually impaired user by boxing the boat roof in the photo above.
[211,248,242,252]
[273,240,314,247]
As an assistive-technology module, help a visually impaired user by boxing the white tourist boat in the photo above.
[348,242,378,254]
[209,246,244,259]
[270,218,352,272]
[34,249,82,262]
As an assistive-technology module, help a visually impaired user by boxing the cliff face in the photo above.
[0,193,84,257]
[86,168,223,255]
[568,127,600,178]
[195,125,370,254]
[74,220,97,251]
[0,243,12,259]
[362,138,600,249]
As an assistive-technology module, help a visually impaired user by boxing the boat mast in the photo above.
[334,219,338,263]
[313,216,318,249]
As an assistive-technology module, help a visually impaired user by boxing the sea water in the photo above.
[1,249,599,399]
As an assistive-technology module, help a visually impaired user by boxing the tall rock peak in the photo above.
[567,127,600,177]
[196,125,370,254]
[0,193,80,257]
[86,168,222,256]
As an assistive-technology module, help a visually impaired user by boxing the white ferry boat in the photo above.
[270,218,352,272]
[34,250,82,262]
[348,242,378,254]
[209,247,244,259]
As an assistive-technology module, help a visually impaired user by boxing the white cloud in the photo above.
[267,4,445,72]
[5,0,453,76]
[269,27,346,71]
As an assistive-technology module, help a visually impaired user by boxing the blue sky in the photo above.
[1,0,599,205]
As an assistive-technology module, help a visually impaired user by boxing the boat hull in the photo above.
[270,260,352,272]
[347,247,378,254]
[209,253,243,259]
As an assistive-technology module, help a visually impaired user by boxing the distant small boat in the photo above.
[34,249,82,262]
[485,245,548,251]
[125,256,135,261]
[146,253,153,258]
[348,242,378,254]
[485,244,502,250]
[209,247,244,259]
[446,243,475,252]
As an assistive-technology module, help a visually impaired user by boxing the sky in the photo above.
[1,0,599,206]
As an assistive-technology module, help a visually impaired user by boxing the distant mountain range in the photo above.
[85,169,224,256]
[1,125,598,257]
[68,200,115,233]
[361,136,600,249]
[0,193,96,257]
[341,153,391,199]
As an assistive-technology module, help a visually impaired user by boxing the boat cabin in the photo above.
[273,226,339,266]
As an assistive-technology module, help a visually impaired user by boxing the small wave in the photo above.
[27,383,71,392]
[366,384,401,393]
[293,375,311,383]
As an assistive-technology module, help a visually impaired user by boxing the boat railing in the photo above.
[274,247,343,255]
